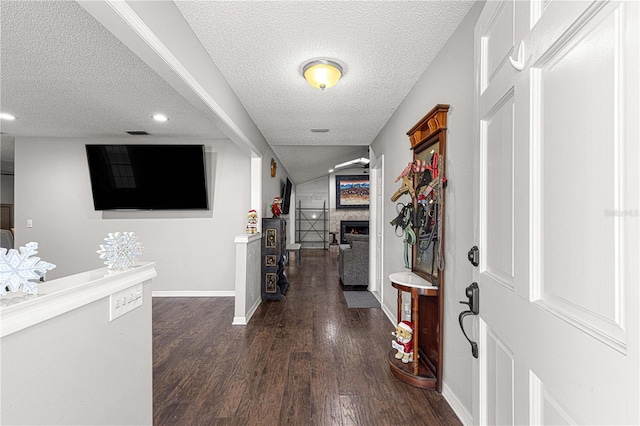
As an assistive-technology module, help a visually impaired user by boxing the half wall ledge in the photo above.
[1,262,157,337]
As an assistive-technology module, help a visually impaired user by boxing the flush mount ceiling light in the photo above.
[152,114,168,122]
[302,59,343,91]
[0,112,16,120]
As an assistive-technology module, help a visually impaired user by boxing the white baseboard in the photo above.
[232,298,261,325]
[442,382,473,426]
[381,302,397,327]
[152,291,235,298]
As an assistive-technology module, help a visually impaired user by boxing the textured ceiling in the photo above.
[0,1,225,140]
[174,0,474,183]
[175,1,474,151]
[0,0,475,184]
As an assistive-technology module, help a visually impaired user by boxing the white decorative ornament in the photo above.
[97,232,143,270]
[0,242,56,296]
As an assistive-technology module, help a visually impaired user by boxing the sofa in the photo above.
[338,234,369,288]
[1,229,14,250]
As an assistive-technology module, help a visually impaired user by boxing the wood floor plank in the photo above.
[153,249,462,425]
[340,395,376,426]
[279,352,312,424]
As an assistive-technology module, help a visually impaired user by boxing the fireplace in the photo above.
[340,220,369,244]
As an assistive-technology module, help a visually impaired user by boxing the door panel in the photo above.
[531,0,626,348]
[481,0,515,94]
[480,319,515,426]
[529,371,577,425]
[526,3,637,423]
[481,95,516,288]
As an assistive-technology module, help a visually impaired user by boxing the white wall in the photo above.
[370,1,484,419]
[261,147,295,241]
[1,280,153,425]
[261,148,291,218]
[296,175,329,209]
[14,137,250,293]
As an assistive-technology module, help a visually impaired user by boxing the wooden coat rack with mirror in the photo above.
[388,104,448,391]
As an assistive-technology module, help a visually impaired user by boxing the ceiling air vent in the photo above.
[126,131,150,136]
[310,128,330,133]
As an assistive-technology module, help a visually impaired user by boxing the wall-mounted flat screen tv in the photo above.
[86,144,208,210]
[281,177,292,214]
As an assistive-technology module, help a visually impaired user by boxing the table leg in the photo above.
[412,288,419,376]
[397,289,402,323]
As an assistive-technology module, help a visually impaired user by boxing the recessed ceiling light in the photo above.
[0,113,16,121]
[328,169,334,173]
[152,114,168,122]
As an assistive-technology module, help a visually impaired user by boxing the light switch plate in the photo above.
[109,284,143,321]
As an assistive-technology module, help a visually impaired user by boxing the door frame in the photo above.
[369,154,384,302]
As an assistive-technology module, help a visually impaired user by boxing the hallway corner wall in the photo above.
[370,1,485,421]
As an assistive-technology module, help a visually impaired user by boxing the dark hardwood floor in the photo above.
[153,249,461,425]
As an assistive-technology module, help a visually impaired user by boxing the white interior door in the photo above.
[474,1,639,424]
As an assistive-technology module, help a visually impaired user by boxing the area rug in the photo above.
[343,291,381,308]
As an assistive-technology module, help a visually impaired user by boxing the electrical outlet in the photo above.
[27,219,33,228]
[403,302,411,315]
[109,284,143,321]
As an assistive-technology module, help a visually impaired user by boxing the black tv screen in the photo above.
[282,177,292,214]
[86,144,208,210]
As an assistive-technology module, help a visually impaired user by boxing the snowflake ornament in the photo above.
[1,242,56,296]
[97,232,143,270]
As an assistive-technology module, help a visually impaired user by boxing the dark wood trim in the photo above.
[387,350,437,390]
[406,105,450,149]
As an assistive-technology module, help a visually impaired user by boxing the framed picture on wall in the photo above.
[336,175,370,209]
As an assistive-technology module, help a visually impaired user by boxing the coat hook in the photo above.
[509,40,526,71]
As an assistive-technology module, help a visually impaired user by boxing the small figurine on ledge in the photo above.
[270,196,282,218]
[246,209,258,234]
[391,320,414,363]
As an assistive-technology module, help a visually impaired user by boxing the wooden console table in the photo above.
[387,104,448,392]
[388,271,440,390]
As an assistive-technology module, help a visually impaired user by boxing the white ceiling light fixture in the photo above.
[152,114,168,122]
[302,59,343,91]
[0,113,16,121]
[334,157,370,169]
